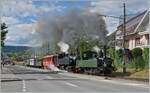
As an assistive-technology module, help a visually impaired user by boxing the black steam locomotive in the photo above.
[55,49,116,76]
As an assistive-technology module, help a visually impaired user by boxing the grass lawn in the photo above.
[15,61,25,66]
[112,68,149,81]
[129,69,149,80]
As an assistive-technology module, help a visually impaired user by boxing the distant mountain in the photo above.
[2,46,31,53]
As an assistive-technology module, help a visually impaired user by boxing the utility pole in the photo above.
[123,3,126,73]
[47,42,50,55]
[91,3,128,74]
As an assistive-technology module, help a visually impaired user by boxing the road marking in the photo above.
[100,79,122,84]
[37,78,42,81]
[77,81,81,82]
[46,76,53,79]
[64,82,78,87]
[98,79,149,88]
[58,73,63,75]
[58,73,149,88]
[22,80,26,92]
[123,83,149,88]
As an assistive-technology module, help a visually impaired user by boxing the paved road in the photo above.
[1,65,149,92]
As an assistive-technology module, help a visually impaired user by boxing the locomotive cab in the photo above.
[76,50,115,75]
[76,51,98,74]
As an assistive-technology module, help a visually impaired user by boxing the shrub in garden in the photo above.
[107,48,115,59]
[132,48,142,57]
[143,48,149,68]
[115,49,123,67]
[116,49,123,58]
[131,48,144,70]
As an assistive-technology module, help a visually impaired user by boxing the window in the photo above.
[125,40,129,48]
[116,40,122,47]
[135,38,141,46]
[145,34,149,45]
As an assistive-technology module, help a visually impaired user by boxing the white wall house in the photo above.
[115,10,149,50]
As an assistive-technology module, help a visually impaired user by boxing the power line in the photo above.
[98,14,123,19]
[97,11,143,20]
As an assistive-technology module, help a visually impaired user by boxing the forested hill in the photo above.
[2,46,31,53]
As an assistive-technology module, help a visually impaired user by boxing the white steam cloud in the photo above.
[93,46,100,53]
[57,41,69,53]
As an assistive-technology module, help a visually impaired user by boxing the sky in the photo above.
[0,0,149,46]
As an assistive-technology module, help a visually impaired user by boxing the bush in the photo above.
[115,49,123,67]
[143,48,149,68]
[131,48,144,70]
[107,48,115,59]
[116,49,124,58]
[132,48,143,58]
[108,47,148,70]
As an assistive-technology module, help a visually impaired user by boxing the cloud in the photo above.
[15,23,36,33]
[90,0,123,15]
[1,16,19,26]
[2,0,148,46]
[2,0,36,17]
[5,23,36,46]
[1,0,64,18]
[89,0,148,33]
[1,0,54,46]
[90,0,148,15]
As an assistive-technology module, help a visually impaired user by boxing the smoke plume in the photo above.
[35,9,108,52]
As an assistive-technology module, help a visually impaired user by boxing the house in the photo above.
[115,10,149,50]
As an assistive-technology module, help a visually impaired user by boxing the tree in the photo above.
[78,37,103,57]
[1,23,8,47]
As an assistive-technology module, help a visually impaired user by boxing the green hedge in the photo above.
[115,49,123,67]
[108,47,149,70]
[132,48,144,69]
[107,48,123,67]
[132,48,143,58]
[143,48,149,68]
